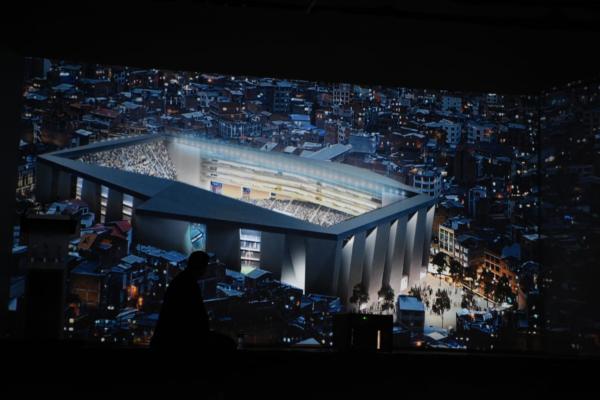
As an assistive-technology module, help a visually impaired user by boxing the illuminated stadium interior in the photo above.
[79,133,413,227]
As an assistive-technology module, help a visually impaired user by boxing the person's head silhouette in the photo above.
[185,251,210,279]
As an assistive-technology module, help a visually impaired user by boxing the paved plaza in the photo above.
[404,273,490,331]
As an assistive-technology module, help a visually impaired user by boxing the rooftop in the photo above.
[245,268,272,280]
[304,143,352,161]
[121,254,146,265]
[397,295,425,312]
[72,259,102,276]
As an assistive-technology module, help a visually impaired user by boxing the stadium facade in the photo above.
[36,133,436,305]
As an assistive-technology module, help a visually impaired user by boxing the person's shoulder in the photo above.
[169,272,199,291]
[169,272,189,285]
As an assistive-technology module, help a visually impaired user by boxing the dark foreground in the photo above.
[1,341,597,397]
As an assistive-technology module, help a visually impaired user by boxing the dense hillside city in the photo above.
[8,58,599,354]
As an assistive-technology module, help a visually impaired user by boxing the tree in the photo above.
[378,284,395,314]
[431,289,451,329]
[494,275,516,306]
[463,265,478,289]
[481,269,496,308]
[432,252,448,284]
[461,290,475,309]
[349,283,369,313]
[408,286,423,301]
[448,259,463,283]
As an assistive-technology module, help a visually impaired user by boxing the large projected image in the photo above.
[13,57,551,351]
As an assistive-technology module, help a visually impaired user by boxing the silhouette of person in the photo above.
[151,250,231,354]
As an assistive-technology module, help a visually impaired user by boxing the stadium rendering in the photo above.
[35,133,436,305]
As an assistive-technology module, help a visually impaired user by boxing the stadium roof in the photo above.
[38,133,435,239]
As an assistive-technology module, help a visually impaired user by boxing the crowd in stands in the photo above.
[80,141,177,180]
[79,141,351,227]
[244,198,351,227]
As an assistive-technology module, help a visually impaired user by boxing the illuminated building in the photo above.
[35,133,435,305]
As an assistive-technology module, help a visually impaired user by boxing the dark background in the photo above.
[1,0,599,395]
[3,1,600,94]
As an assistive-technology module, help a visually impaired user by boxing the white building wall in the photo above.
[422,205,436,268]
[338,236,354,305]
[405,209,427,288]
[361,228,377,294]
[386,215,408,295]
[280,234,307,292]
[332,204,435,305]
[363,223,390,302]
[336,231,366,304]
